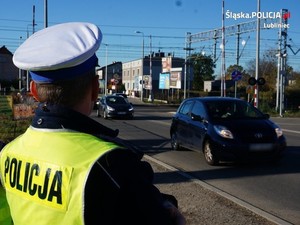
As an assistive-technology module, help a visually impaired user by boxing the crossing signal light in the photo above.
[248,77,265,86]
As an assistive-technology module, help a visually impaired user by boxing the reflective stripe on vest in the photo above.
[0,126,120,225]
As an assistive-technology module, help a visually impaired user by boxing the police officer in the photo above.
[0,22,186,225]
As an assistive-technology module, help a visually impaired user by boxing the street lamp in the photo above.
[102,43,108,96]
[135,31,144,101]
[135,31,144,59]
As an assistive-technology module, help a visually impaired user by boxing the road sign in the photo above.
[231,70,242,81]
[246,85,253,94]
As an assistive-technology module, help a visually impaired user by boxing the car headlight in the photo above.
[214,125,234,139]
[275,127,283,138]
[106,105,115,111]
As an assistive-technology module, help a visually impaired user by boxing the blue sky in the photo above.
[1,0,300,73]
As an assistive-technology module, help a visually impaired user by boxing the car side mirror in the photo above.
[263,113,270,119]
[191,113,204,122]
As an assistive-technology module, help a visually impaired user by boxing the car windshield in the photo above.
[106,96,127,105]
[205,100,265,119]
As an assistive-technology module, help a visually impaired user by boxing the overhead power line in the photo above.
[189,18,277,43]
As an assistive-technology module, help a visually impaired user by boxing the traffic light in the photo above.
[248,77,265,86]
[257,77,266,85]
[248,77,256,86]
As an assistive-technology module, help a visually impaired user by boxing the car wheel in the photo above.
[203,140,219,165]
[171,132,180,150]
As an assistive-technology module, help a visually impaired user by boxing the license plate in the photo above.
[249,143,273,151]
[117,112,126,115]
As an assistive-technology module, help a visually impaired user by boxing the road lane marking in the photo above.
[282,129,300,134]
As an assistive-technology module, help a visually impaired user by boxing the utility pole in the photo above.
[26,5,36,91]
[213,30,218,63]
[135,31,144,102]
[254,0,261,108]
[184,32,193,99]
[221,0,226,97]
[235,25,241,98]
[44,0,48,28]
[19,36,22,91]
[33,5,36,33]
[105,44,108,96]
[276,9,289,117]
[149,35,154,102]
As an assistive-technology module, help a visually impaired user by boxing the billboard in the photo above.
[169,68,182,89]
[162,57,172,72]
[159,73,170,89]
[143,75,152,90]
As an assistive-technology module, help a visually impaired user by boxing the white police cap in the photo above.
[13,22,102,83]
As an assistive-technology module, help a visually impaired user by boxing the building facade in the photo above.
[122,52,186,99]
[97,61,122,95]
[97,52,189,100]
[0,46,19,90]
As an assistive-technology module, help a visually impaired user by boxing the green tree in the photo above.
[191,54,215,90]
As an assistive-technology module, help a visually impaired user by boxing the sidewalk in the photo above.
[144,155,288,225]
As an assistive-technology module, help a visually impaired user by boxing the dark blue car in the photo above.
[170,97,287,165]
[97,95,134,119]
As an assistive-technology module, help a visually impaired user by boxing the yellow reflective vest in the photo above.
[0,126,119,225]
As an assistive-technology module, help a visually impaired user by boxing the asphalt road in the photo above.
[91,100,300,225]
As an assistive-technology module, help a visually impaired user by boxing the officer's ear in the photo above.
[30,81,40,101]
